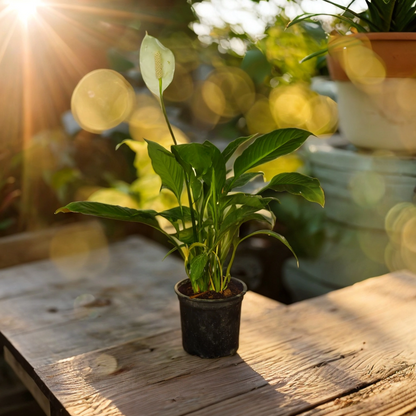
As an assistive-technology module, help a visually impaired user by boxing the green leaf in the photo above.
[158,206,194,223]
[241,49,272,85]
[224,172,264,193]
[189,253,209,283]
[258,172,325,207]
[233,128,312,180]
[190,175,203,202]
[394,0,416,31]
[221,193,274,210]
[55,201,160,228]
[318,0,381,30]
[322,0,379,28]
[222,134,256,163]
[300,48,329,64]
[162,245,180,260]
[288,13,369,33]
[175,227,195,245]
[170,145,202,202]
[115,139,149,155]
[145,140,184,202]
[239,230,298,266]
[171,143,212,178]
[364,0,395,31]
[219,206,275,238]
[202,141,226,193]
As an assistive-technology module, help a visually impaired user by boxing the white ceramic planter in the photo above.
[327,33,416,154]
[337,80,416,153]
[305,138,416,229]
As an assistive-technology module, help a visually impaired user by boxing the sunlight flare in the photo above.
[6,0,42,22]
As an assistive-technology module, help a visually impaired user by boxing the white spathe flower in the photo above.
[140,33,175,97]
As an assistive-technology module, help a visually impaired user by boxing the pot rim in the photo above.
[174,277,248,303]
[327,32,416,80]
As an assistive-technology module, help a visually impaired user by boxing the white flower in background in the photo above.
[139,33,175,97]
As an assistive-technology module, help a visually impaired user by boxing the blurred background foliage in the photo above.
[0,0,338,270]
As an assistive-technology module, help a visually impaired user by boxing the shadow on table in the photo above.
[46,331,312,416]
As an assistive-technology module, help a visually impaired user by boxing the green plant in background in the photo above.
[11,130,83,233]
[291,0,416,33]
[288,0,416,61]
[258,17,328,83]
[190,2,328,84]
[57,34,325,294]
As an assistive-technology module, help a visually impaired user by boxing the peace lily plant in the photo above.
[56,34,325,295]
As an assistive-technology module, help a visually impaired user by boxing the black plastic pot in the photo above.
[174,277,247,359]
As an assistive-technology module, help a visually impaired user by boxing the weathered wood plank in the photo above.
[186,272,416,416]
[2,236,416,416]
[32,270,416,416]
[298,364,416,416]
[0,292,276,370]
[0,269,179,337]
[2,257,412,370]
[0,236,282,368]
[0,236,183,337]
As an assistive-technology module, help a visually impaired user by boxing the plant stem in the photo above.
[225,240,238,281]
[178,200,186,230]
[184,174,198,243]
[158,78,197,243]
[159,79,177,146]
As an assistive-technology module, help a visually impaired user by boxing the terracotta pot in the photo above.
[326,33,416,153]
[327,32,416,81]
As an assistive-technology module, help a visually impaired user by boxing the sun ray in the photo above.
[6,0,41,22]
[35,11,89,77]
[41,2,171,24]
[0,6,14,22]
[0,0,170,230]
[0,16,18,66]
[44,5,124,48]
[19,18,35,229]
[21,22,33,150]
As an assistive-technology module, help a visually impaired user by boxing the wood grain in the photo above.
[35,270,416,416]
[298,364,416,416]
[1,236,416,416]
[0,236,185,367]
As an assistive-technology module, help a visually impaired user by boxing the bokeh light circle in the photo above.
[71,69,136,133]
[385,202,416,244]
[203,67,255,118]
[349,171,385,208]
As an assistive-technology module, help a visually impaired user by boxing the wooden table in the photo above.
[1,236,416,416]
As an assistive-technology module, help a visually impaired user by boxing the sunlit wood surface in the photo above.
[1,236,416,416]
